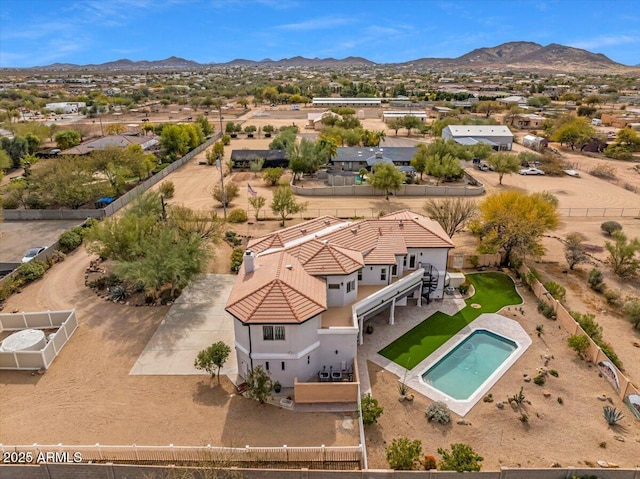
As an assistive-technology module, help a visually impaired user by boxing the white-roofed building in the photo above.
[442,125,514,151]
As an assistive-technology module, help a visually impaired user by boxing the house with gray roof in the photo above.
[329,147,417,172]
[442,125,514,151]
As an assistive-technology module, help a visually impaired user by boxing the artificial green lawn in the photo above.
[378,272,522,370]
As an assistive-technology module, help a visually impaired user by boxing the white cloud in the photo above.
[570,34,639,50]
[277,16,352,31]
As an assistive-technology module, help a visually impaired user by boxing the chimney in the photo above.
[244,249,255,274]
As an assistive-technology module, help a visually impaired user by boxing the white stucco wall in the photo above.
[325,272,358,307]
[360,264,392,286]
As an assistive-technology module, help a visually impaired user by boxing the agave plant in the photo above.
[110,285,128,302]
[603,406,624,425]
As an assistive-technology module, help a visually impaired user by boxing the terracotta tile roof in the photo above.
[247,216,346,254]
[364,234,406,265]
[225,252,326,324]
[277,239,364,275]
[373,210,455,248]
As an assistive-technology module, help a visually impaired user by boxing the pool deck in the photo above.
[362,309,531,417]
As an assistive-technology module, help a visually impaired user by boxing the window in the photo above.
[263,325,274,341]
[357,270,362,281]
[328,283,340,290]
[409,255,416,269]
[265,361,270,371]
[346,280,355,293]
[281,361,285,371]
[263,325,285,341]
[391,264,398,277]
[403,256,407,267]
[380,268,387,281]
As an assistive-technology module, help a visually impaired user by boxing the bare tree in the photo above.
[423,197,477,238]
[564,232,589,270]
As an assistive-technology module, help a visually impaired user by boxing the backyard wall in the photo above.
[447,253,501,270]
[1,464,638,479]
[290,182,484,197]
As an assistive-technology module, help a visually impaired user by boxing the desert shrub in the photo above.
[549,369,559,377]
[604,145,633,160]
[230,247,245,273]
[18,260,47,282]
[48,250,66,264]
[567,334,590,359]
[263,167,285,186]
[587,268,606,293]
[601,221,622,236]
[537,300,555,319]
[361,393,384,425]
[58,229,83,253]
[24,194,49,209]
[385,437,422,470]
[1,197,18,209]
[533,374,546,386]
[425,401,451,424]
[437,443,484,472]
[224,231,242,247]
[570,311,602,341]
[543,281,566,302]
[602,288,622,307]
[623,299,640,329]
[159,180,175,198]
[590,164,617,180]
[603,406,624,425]
[227,209,248,224]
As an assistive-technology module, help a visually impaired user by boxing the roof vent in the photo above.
[399,220,404,228]
[324,220,331,225]
[322,239,329,245]
[285,264,293,270]
[300,228,307,234]
[350,228,358,234]
[375,151,383,158]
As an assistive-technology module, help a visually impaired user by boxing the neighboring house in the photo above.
[512,114,546,130]
[329,146,417,171]
[442,125,514,151]
[312,98,382,107]
[230,149,288,169]
[522,134,548,151]
[225,210,454,390]
[382,111,427,123]
[498,96,527,106]
[44,102,86,114]
[306,111,342,131]
[61,134,159,155]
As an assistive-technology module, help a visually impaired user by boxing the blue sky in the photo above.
[1,0,639,68]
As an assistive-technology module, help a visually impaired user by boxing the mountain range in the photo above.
[21,42,640,73]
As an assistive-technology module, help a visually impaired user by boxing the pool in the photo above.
[421,329,517,400]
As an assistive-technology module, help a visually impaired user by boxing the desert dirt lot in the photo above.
[1,107,639,469]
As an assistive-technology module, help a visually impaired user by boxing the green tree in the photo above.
[271,186,307,226]
[90,146,133,195]
[387,119,403,136]
[249,158,265,177]
[248,195,266,221]
[168,206,223,241]
[263,167,285,186]
[288,138,319,179]
[425,153,463,185]
[601,221,622,237]
[2,177,28,207]
[605,231,640,278]
[160,124,190,160]
[385,437,422,470]
[423,197,477,238]
[568,334,590,359]
[0,149,11,178]
[487,152,520,185]
[212,183,239,207]
[361,394,384,425]
[410,144,428,181]
[194,341,231,383]
[437,443,484,472]
[402,116,423,136]
[564,232,588,270]
[53,130,81,150]
[246,365,272,404]
[527,96,551,108]
[472,191,559,265]
[551,117,595,150]
[368,162,405,200]
[476,100,501,117]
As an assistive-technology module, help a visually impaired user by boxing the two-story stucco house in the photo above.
[225,210,454,396]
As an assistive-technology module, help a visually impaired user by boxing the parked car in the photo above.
[519,167,545,176]
[563,169,581,177]
[21,246,46,263]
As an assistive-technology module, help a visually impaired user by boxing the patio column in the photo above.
[389,298,395,325]
[417,286,422,307]
[359,315,363,345]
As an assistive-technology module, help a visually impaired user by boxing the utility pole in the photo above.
[216,158,227,220]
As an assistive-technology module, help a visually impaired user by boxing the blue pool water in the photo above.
[421,329,517,400]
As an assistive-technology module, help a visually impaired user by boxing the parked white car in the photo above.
[563,169,580,177]
[519,167,545,176]
[21,246,46,263]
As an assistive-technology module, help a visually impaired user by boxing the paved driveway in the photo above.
[130,274,238,379]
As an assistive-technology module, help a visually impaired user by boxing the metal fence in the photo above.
[557,207,640,217]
